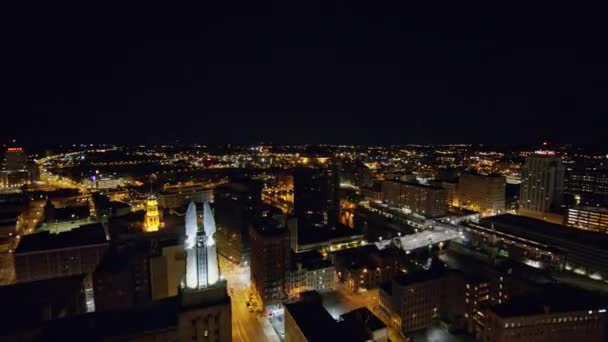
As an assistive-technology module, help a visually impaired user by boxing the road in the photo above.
[219,257,280,342]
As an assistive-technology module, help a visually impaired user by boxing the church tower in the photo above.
[144,196,160,232]
[144,174,160,232]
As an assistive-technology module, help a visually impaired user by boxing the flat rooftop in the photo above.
[298,223,363,245]
[480,214,608,250]
[392,264,447,288]
[384,179,445,190]
[15,223,108,254]
[491,285,608,317]
[340,307,386,332]
[0,275,85,331]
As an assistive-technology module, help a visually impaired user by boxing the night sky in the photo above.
[2,2,608,146]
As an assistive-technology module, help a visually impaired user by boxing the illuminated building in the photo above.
[144,196,160,232]
[465,214,608,281]
[5,146,26,171]
[381,180,447,218]
[457,173,506,215]
[184,201,219,289]
[566,206,608,233]
[286,251,335,298]
[378,265,461,334]
[519,152,565,216]
[180,201,232,342]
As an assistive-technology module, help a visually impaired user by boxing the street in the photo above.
[219,257,280,342]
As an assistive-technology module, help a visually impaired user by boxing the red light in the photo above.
[542,141,548,146]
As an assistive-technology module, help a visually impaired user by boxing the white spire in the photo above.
[184,201,220,289]
[203,201,220,285]
[185,201,197,249]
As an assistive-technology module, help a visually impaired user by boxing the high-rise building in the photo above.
[5,146,26,171]
[249,218,290,308]
[293,156,339,226]
[181,201,231,342]
[458,173,506,215]
[519,152,565,214]
[381,180,447,218]
[214,180,262,265]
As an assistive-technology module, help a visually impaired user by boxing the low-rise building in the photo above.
[566,206,608,234]
[483,287,607,342]
[14,223,109,287]
[286,251,335,298]
[157,181,213,209]
[285,297,387,342]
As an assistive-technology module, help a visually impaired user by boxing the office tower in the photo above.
[519,152,565,214]
[249,218,290,308]
[144,195,160,232]
[381,180,447,218]
[293,156,339,226]
[214,180,262,265]
[181,201,231,342]
[458,173,506,215]
[184,201,219,289]
[5,146,26,171]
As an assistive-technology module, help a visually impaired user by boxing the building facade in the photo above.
[458,173,506,215]
[519,153,565,214]
[249,220,290,307]
[158,182,214,209]
[14,223,109,285]
[381,180,447,218]
[293,157,340,226]
[566,206,608,234]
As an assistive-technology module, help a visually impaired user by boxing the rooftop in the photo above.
[480,214,608,250]
[285,301,339,341]
[297,222,363,245]
[286,300,371,341]
[340,307,386,332]
[491,285,608,317]
[0,275,85,332]
[39,296,179,340]
[384,179,445,190]
[393,264,447,288]
[15,223,108,254]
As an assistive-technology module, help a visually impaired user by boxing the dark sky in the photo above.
[2,1,608,146]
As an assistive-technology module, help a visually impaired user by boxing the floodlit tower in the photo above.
[144,196,160,232]
[184,201,220,289]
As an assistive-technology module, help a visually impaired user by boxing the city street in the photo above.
[219,257,280,342]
